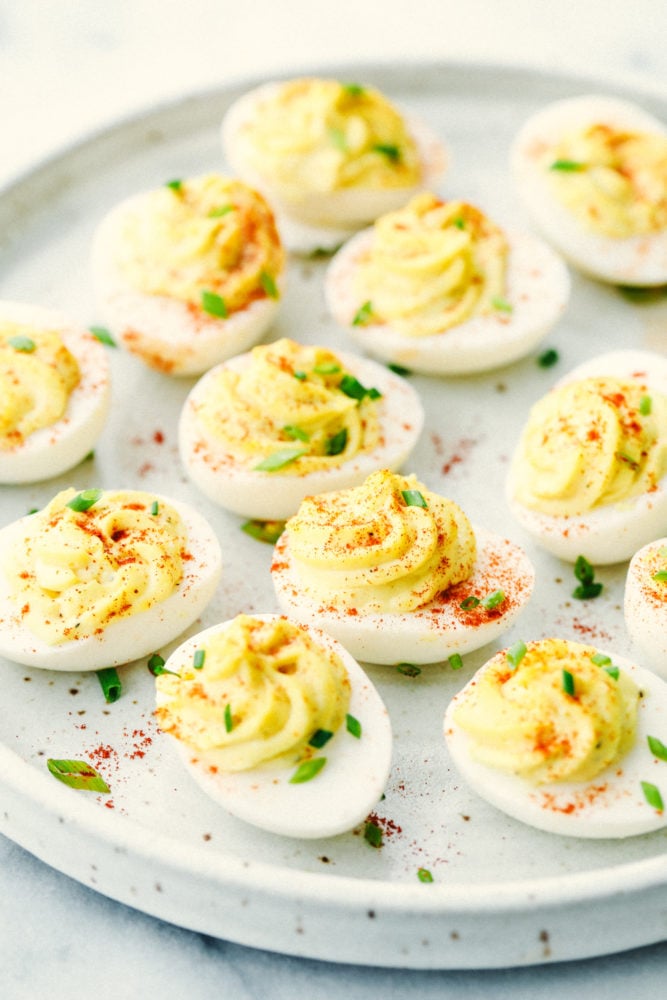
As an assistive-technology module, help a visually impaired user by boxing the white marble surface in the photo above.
[2,1,667,996]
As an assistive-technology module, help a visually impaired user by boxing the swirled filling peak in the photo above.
[285,468,477,613]
[154,615,351,771]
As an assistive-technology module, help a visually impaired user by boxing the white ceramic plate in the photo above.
[1,62,667,970]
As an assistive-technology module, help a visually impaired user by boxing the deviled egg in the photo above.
[625,537,667,677]
[91,173,285,376]
[506,349,667,564]
[445,637,667,838]
[222,77,447,252]
[272,469,534,665]
[0,488,222,671]
[179,337,424,519]
[511,94,667,285]
[0,300,110,484]
[154,613,392,838]
[325,193,570,374]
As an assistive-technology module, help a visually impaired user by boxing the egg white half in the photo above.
[506,349,667,564]
[0,495,222,671]
[511,94,667,286]
[91,193,285,377]
[179,348,425,520]
[324,224,570,375]
[0,300,111,484]
[272,525,535,665]
[625,537,667,678]
[445,648,667,838]
[156,614,392,839]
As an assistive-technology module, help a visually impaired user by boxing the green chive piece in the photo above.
[550,159,586,171]
[591,652,612,667]
[283,424,310,442]
[449,653,463,671]
[641,781,664,812]
[617,284,667,303]
[241,519,285,544]
[417,867,434,883]
[89,325,117,347]
[342,83,365,97]
[506,640,527,669]
[648,735,667,762]
[482,589,505,610]
[492,296,513,313]
[313,362,342,375]
[47,758,110,794]
[329,126,348,151]
[290,757,327,784]
[148,653,179,678]
[604,665,620,681]
[364,820,383,848]
[562,669,576,696]
[352,301,374,326]
[373,142,401,162]
[260,270,279,299]
[254,446,307,471]
[8,335,36,352]
[309,729,334,749]
[401,489,428,508]
[367,387,382,400]
[653,571,667,582]
[27,507,39,515]
[150,500,159,516]
[453,217,466,230]
[66,489,102,512]
[397,662,421,677]
[208,204,234,217]
[293,370,307,381]
[387,362,412,376]
[460,595,481,610]
[193,649,206,670]
[639,395,652,416]
[537,348,559,368]
[346,714,362,739]
[572,555,603,599]
[165,179,183,191]
[96,667,122,704]
[339,374,369,399]
[201,289,228,318]
[325,428,348,455]
[224,703,233,733]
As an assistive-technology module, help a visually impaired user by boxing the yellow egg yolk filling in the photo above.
[285,468,477,614]
[0,324,80,449]
[453,638,639,784]
[512,376,667,517]
[196,338,382,474]
[117,173,284,311]
[353,194,509,337]
[5,489,186,644]
[547,124,667,238]
[242,78,421,197]
[155,615,351,772]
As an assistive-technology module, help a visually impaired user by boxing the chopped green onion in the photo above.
[290,757,327,783]
[364,820,383,848]
[47,758,110,794]
[453,217,465,230]
[639,395,652,416]
[572,555,603,599]
[653,570,667,582]
[325,428,348,455]
[193,649,206,670]
[283,424,310,442]
[313,361,342,375]
[241,519,285,544]
[165,178,183,191]
[550,159,586,171]
[84,450,95,462]
[147,652,179,678]
[604,665,620,681]
[260,270,279,299]
[96,667,122,704]
[352,301,374,326]
[208,204,234,217]
[293,370,307,380]
[537,348,559,368]
[150,500,159,516]
[224,703,233,733]
[8,335,36,352]
[89,325,116,347]
[27,507,39,515]
[460,595,481,610]
[342,82,365,96]
[641,780,664,812]
[387,362,412,376]
[66,489,102,512]
[201,289,228,318]
[590,652,612,666]
[648,735,667,762]
[373,143,401,162]
[397,662,421,677]
[562,669,576,697]
[449,653,463,671]
[309,729,334,749]
[329,126,348,151]
[617,284,667,303]
[401,489,427,508]
[254,446,307,471]
[339,373,382,401]
[346,714,362,739]
[417,867,434,883]
[492,296,513,313]
[482,589,505,610]
[506,640,527,669]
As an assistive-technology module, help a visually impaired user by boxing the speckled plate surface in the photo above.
[1,61,666,970]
